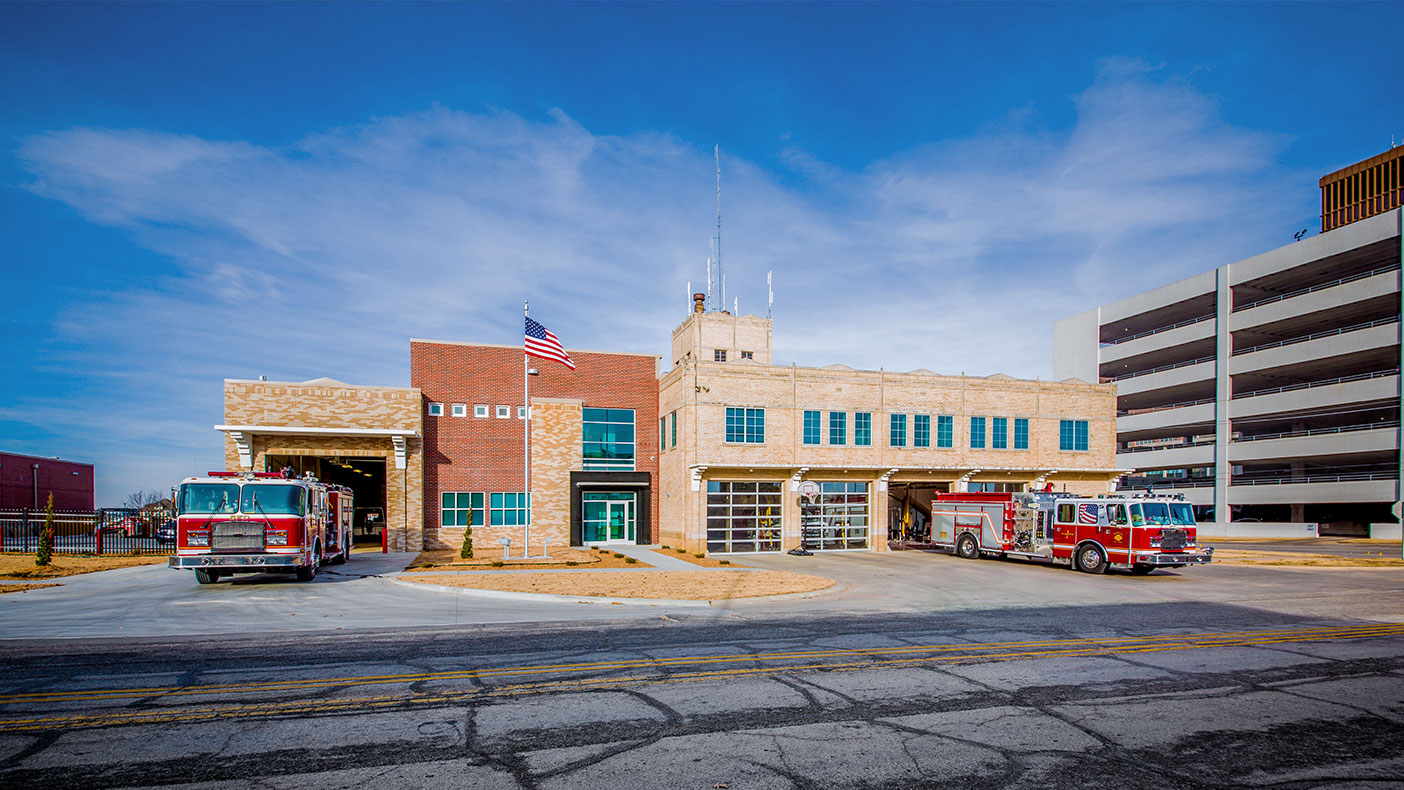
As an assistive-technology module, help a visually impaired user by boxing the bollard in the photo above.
[95,524,103,556]
[381,527,388,553]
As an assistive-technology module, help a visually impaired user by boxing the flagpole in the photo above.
[523,300,531,558]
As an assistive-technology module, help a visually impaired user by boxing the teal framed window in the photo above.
[913,414,930,448]
[992,417,1008,449]
[670,411,677,448]
[1059,419,1089,451]
[442,492,483,527]
[970,417,986,449]
[489,492,530,526]
[854,412,872,446]
[936,415,953,448]
[659,417,666,451]
[583,408,635,470]
[803,410,821,445]
[1014,418,1029,450]
[581,491,636,543]
[890,414,907,447]
[829,411,846,445]
[725,407,765,443]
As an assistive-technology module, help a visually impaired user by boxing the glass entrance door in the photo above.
[582,491,637,545]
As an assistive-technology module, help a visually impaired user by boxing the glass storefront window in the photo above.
[582,491,636,543]
[799,482,869,550]
[706,480,782,552]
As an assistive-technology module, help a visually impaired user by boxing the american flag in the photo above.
[525,317,576,370]
[1077,504,1098,525]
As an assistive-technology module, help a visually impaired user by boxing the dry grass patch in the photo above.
[408,546,647,571]
[659,550,748,569]
[1212,549,1404,568]
[0,553,168,580]
[403,569,834,600]
[0,583,63,594]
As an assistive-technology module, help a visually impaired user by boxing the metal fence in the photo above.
[0,508,176,555]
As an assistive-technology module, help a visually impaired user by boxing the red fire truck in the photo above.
[931,491,1212,574]
[167,471,353,584]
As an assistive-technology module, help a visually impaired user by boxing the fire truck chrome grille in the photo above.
[1159,528,1188,552]
[211,522,266,551]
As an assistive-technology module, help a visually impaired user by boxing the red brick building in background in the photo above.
[0,451,94,511]
[411,340,659,551]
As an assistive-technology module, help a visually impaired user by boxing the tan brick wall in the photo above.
[223,379,425,551]
[670,311,774,367]
[658,356,1120,554]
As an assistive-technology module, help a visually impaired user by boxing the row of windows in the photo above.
[733,409,1090,451]
[441,492,531,527]
[428,402,527,419]
[713,350,755,362]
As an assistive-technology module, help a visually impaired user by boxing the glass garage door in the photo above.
[706,481,782,553]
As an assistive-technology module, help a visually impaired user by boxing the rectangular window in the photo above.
[489,492,530,526]
[992,417,1008,449]
[451,403,467,417]
[970,417,986,449]
[518,406,529,419]
[828,411,847,445]
[705,481,783,553]
[582,408,636,471]
[725,407,765,443]
[660,417,667,451]
[854,412,872,446]
[913,415,930,448]
[936,415,953,448]
[740,351,753,360]
[714,349,727,362]
[427,402,444,417]
[802,410,821,445]
[670,411,677,448]
[441,492,483,527]
[496,405,510,419]
[798,482,869,550]
[1060,419,1089,451]
[474,404,488,418]
[1014,418,1029,450]
[890,413,907,447]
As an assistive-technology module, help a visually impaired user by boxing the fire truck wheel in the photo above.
[1076,544,1108,574]
[956,534,980,560]
[329,537,348,565]
[194,569,221,585]
[296,544,320,582]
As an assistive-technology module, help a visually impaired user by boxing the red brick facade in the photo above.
[0,452,94,511]
[410,340,660,543]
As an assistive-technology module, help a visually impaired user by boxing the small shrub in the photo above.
[674,547,686,554]
[694,553,705,559]
[612,552,625,559]
[565,561,578,567]
[624,557,637,564]
[35,494,54,567]
[458,511,474,559]
[660,544,670,550]
[719,559,731,565]
[489,560,504,568]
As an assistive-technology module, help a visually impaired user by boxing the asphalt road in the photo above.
[0,550,1401,788]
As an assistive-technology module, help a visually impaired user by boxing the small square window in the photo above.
[427,402,444,417]
[740,351,753,360]
[714,349,727,362]
[474,404,489,418]
[518,406,529,419]
[450,403,467,417]
[496,405,511,419]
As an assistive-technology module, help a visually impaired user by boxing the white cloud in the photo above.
[13,63,1305,502]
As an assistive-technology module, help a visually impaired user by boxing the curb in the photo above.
[387,574,715,607]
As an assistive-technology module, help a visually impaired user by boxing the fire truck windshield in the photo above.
[1169,502,1195,526]
[239,484,305,516]
[1133,502,1173,526]
[179,484,239,515]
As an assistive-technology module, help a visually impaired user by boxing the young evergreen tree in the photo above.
[36,493,54,567]
[459,508,474,559]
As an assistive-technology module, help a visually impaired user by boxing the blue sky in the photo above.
[2,2,1401,504]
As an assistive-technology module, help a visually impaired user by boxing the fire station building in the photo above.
[220,301,1122,554]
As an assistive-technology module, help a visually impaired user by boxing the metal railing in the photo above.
[1231,368,1399,400]
[1233,263,1401,313]
[1118,478,1216,490]
[1232,315,1399,357]
[1117,440,1216,455]
[1233,420,1400,444]
[1105,354,1216,383]
[1231,471,1398,486]
[0,508,175,555]
[1100,314,1216,347]
[1117,396,1217,418]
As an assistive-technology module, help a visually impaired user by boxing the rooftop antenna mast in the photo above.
[714,144,723,313]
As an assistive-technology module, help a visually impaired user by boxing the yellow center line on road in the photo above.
[0,624,1400,733]
[2,623,1400,707]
